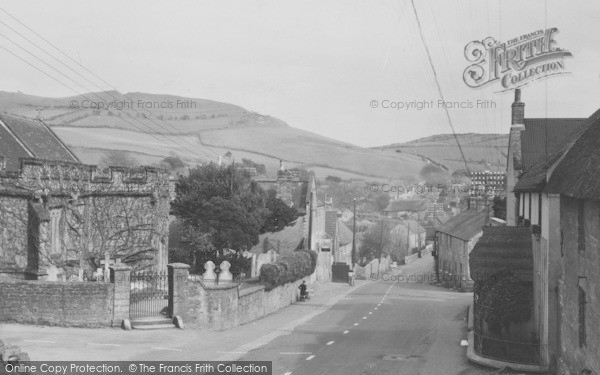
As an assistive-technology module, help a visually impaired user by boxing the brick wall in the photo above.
[557,197,600,374]
[0,279,114,327]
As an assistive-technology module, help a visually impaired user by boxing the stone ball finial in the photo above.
[219,260,233,282]
[202,260,217,281]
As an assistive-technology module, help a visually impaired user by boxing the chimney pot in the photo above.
[514,88,521,102]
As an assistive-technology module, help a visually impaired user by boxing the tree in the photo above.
[419,164,449,185]
[262,189,297,233]
[160,156,185,171]
[493,196,506,221]
[325,175,342,184]
[358,219,395,261]
[451,169,471,184]
[100,150,139,166]
[171,163,297,255]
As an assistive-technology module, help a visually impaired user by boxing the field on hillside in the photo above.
[200,127,426,179]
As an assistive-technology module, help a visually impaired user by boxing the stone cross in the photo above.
[202,261,217,281]
[219,261,233,282]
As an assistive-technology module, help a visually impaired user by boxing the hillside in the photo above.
[373,133,509,172]
[0,91,429,182]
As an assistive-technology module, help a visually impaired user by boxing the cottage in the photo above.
[435,208,488,291]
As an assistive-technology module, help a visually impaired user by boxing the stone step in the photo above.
[130,316,174,326]
[131,323,176,330]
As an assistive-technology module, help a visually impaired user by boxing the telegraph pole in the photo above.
[352,198,357,267]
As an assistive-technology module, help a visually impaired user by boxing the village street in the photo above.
[0,255,493,374]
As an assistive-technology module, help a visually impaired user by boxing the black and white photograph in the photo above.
[0,1,599,374]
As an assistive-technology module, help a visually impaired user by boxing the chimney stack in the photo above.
[511,88,524,125]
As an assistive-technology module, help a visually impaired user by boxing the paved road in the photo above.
[240,257,490,375]
[1,256,496,374]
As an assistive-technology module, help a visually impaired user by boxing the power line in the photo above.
[409,0,471,174]
[0,43,204,162]
[0,9,223,161]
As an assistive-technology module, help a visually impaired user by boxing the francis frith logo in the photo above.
[463,27,572,91]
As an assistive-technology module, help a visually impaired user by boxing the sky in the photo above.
[0,0,598,147]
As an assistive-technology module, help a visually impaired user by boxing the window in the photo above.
[579,286,586,347]
[578,200,585,251]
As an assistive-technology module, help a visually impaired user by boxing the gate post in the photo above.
[110,265,132,327]
[168,263,190,318]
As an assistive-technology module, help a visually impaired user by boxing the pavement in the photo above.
[0,255,499,374]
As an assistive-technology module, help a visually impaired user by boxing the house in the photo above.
[505,90,585,226]
[0,114,171,280]
[435,207,488,291]
[384,199,427,218]
[503,89,597,371]
[390,219,426,252]
[334,218,353,265]
[534,106,600,374]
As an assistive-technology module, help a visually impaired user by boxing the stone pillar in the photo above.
[110,265,131,327]
[168,263,190,318]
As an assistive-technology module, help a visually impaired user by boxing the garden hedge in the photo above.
[259,249,317,290]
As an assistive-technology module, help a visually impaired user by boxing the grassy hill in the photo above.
[373,133,509,173]
[0,91,430,182]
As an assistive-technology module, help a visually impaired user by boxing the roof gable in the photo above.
[437,208,488,241]
[521,118,585,170]
[0,114,79,170]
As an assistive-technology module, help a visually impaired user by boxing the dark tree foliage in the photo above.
[171,163,295,253]
[261,189,297,233]
[325,175,342,184]
[419,164,449,185]
[492,196,507,221]
[161,156,185,170]
[358,219,395,261]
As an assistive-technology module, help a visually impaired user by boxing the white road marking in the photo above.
[326,341,335,345]
[150,347,182,351]
[306,355,315,360]
[283,372,292,375]
[354,323,359,326]
[343,330,349,334]
[23,340,56,344]
[363,316,367,320]
[280,352,311,355]
[369,312,373,314]
[374,307,378,310]
[88,343,121,347]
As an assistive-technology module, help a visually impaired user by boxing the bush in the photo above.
[259,250,317,290]
[411,247,419,255]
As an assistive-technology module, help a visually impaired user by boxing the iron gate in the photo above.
[129,270,170,319]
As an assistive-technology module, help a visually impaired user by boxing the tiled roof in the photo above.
[0,114,79,170]
[437,208,487,241]
[469,226,533,281]
[384,199,427,212]
[521,118,585,170]
[544,107,600,199]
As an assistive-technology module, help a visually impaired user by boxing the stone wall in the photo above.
[179,270,310,330]
[0,279,114,327]
[0,340,29,363]
[557,197,600,374]
[0,158,171,279]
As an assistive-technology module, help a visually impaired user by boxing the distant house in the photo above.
[435,208,488,291]
[335,219,353,265]
[390,219,426,254]
[384,199,427,218]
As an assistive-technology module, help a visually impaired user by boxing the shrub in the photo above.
[259,250,316,290]
[411,247,419,255]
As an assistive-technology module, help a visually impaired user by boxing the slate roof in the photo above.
[436,208,488,241]
[337,219,353,246]
[544,107,600,200]
[521,118,585,170]
[469,226,533,282]
[0,113,79,170]
[384,199,427,212]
